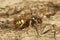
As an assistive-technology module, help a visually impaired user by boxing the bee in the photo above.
[13,12,46,37]
[14,14,44,30]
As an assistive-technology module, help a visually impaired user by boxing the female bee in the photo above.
[14,15,43,30]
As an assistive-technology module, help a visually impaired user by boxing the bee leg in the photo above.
[31,19,40,37]
[33,25,41,37]
[25,20,32,33]
[27,20,32,30]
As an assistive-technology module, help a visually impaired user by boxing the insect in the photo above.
[14,14,44,30]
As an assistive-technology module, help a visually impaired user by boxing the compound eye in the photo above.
[37,18,42,23]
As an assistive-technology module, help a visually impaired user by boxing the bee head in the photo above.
[37,18,42,23]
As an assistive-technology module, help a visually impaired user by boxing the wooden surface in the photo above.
[0,0,60,40]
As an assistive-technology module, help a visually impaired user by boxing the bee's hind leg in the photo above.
[33,25,41,37]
